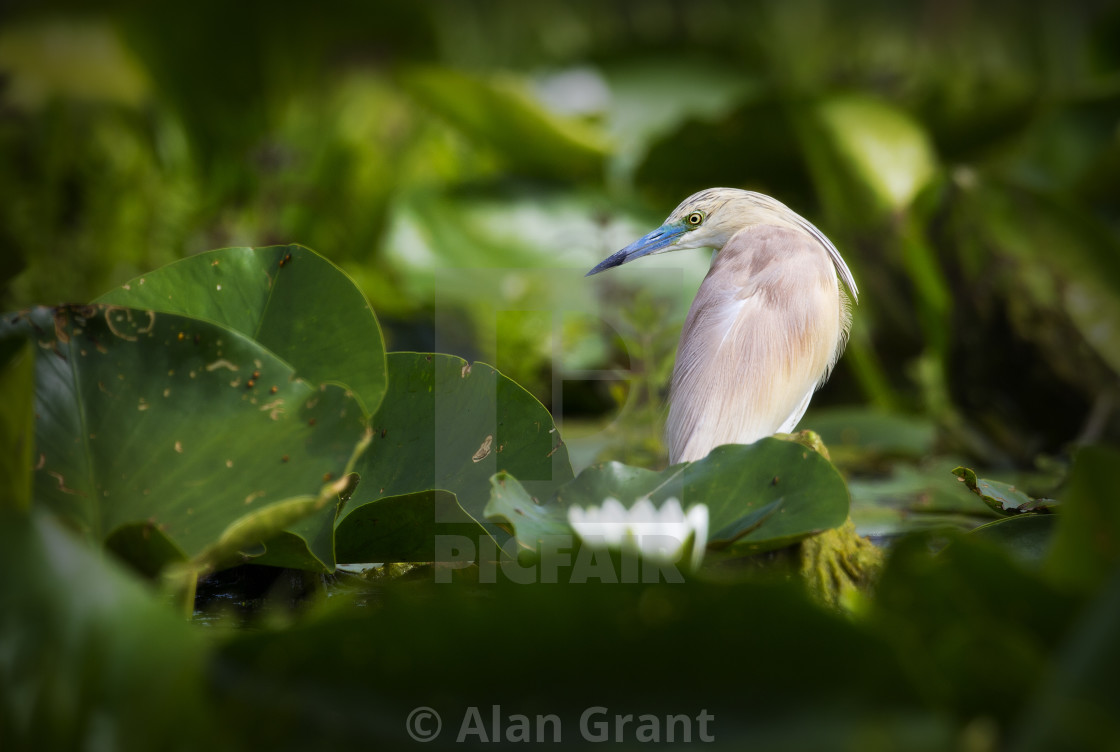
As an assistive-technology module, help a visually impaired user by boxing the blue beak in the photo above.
[586,223,687,276]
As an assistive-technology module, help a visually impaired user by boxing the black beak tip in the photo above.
[585,254,625,277]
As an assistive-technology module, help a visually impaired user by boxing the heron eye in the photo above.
[686,212,704,226]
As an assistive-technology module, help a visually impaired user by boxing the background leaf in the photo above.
[801,93,938,218]
[400,66,607,180]
[806,407,937,462]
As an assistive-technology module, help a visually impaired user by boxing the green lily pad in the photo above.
[335,490,481,563]
[1,305,369,575]
[486,438,850,557]
[953,466,1058,515]
[334,353,573,563]
[96,244,387,417]
[690,441,850,550]
[486,471,574,549]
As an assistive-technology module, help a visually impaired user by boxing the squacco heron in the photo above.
[588,188,858,464]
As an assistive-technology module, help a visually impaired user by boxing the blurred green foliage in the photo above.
[2,1,1117,477]
[3,2,1120,748]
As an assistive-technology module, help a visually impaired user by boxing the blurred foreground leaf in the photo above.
[1045,445,1120,592]
[873,534,1079,727]
[211,578,941,751]
[1012,568,1120,751]
[0,338,35,510]
[0,508,216,752]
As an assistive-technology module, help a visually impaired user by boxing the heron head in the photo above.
[585,187,857,301]
[586,188,763,276]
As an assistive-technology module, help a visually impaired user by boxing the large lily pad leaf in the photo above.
[96,244,387,417]
[334,353,573,563]
[871,533,1080,730]
[1045,445,1120,593]
[0,338,34,511]
[691,441,849,549]
[487,438,850,557]
[334,490,481,563]
[1,305,368,574]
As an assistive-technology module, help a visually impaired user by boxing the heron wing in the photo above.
[666,225,846,463]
